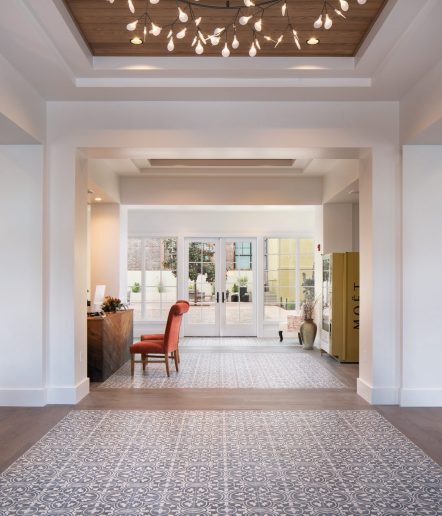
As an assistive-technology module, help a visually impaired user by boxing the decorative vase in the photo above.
[300,319,317,350]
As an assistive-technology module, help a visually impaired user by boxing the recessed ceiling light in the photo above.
[307,37,320,45]
[94,197,102,202]
[130,36,143,45]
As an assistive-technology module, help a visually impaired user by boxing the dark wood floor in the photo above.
[1,349,442,474]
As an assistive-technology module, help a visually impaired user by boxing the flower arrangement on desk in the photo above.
[101,296,124,313]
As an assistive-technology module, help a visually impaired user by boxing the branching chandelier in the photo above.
[106,0,369,56]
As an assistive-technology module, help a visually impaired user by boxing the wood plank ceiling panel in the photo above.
[63,0,388,57]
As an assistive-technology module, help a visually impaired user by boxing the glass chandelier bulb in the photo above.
[149,23,162,36]
[254,19,262,32]
[195,17,202,26]
[249,42,257,57]
[167,38,174,51]
[281,2,287,16]
[313,15,323,29]
[292,29,301,50]
[149,0,159,3]
[126,20,138,31]
[357,0,367,4]
[178,7,188,23]
[195,39,204,54]
[239,15,253,25]
[211,35,220,46]
[324,14,333,29]
[339,0,349,11]
[232,34,239,49]
[176,27,186,39]
[128,0,135,14]
[244,0,255,6]
[222,43,230,57]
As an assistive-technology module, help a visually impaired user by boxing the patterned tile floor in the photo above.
[180,337,298,348]
[0,410,441,515]
[99,351,345,389]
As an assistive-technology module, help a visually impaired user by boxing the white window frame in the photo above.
[263,236,315,326]
[127,235,178,322]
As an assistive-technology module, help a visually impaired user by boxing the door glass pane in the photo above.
[225,241,253,326]
[188,241,216,325]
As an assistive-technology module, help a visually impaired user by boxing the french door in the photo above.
[184,238,257,336]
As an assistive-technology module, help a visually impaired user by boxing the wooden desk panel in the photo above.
[87,310,133,382]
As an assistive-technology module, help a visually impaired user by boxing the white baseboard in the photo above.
[0,388,47,407]
[400,388,442,407]
[357,378,399,405]
[46,377,90,405]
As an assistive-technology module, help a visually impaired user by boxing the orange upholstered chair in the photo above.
[130,302,189,377]
[140,300,189,341]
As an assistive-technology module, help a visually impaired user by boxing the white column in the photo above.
[357,146,402,404]
[46,145,89,404]
[401,145,442,406]
[0,146,45,406]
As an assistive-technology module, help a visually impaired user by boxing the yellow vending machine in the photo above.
[321,252,359,363]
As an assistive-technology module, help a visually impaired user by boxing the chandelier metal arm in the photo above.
[176,0,282,10]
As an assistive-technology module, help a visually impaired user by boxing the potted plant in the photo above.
[131,281,141,293]
[238,276,249,301]
[231,283,239,302]
[102,296,123,313]
[299,298,318,350]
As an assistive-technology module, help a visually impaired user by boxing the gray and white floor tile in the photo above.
[0,410,441,515]
[99,351,345,389]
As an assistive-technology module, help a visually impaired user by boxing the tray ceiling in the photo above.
[63,0,388,57]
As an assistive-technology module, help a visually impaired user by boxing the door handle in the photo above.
[216,292,219,303]
[222,292,225,303]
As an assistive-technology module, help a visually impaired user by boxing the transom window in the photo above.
[127,237,177,321]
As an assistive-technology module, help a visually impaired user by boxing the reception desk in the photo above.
[87,309,133,382]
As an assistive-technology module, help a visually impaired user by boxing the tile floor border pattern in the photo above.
[0,409,441,515]
[98,352,345,389]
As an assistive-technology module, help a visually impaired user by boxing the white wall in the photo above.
[90,203,121,300]
[402,145,442,406]
[322,160,359,203]
[128,207,316,236]
[323,203,355,254]
[0,54,45,143]
[400,59,442,145]
[121,176,322,205]
[0,146,45,405]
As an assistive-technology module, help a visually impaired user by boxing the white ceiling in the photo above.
[1,0,441,102]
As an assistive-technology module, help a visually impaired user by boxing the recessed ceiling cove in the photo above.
[63,0,387,57]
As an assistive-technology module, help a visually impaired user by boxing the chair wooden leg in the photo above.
[176,347,180,364]
[174,351,179,372]
[142,353,146,371]
[130,354,135,377]
[165,354,170,377]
